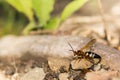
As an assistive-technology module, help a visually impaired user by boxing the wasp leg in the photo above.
[73,59,81,63]
[87,58,102,71]
[96,57,101,64]
[73,56,82,63]
[93,57,101,65]
[75,57,81,63]
[93,53,101,64]
[77,59,81,62]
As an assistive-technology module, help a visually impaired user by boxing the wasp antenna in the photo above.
[67,41,75,52]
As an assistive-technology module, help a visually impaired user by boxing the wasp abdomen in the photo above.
[85,52,101,59]
[85,51,101,64]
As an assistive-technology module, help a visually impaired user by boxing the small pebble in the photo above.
[59,73,69,80]
[48,57,70,72]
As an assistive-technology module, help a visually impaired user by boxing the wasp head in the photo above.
[67,42,78,56]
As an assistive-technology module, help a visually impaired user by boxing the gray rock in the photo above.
[112,77,120,80]
[85,70,119,80]
[0,35,120,71]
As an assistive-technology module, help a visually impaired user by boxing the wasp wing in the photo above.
[80,39,96,52]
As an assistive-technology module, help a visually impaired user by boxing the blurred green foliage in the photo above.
[0,0,88,35]
[0,1,27,36]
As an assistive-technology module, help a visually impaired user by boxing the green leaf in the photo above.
[44,17,60,30]
[61,0,88,21]
[22,21,35,35]
[6,0,33,21]
[32,0,55,26]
